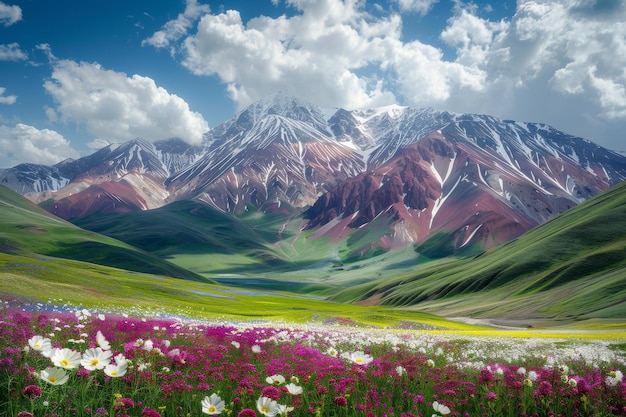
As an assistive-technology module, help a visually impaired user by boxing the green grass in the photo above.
[0,186,206,281]
[0,251,480,331]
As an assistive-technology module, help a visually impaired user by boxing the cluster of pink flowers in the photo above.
[0,307,625,416]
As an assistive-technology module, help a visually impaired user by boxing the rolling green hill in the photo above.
[0,185,208,282]
[73,200,291,274]
[332,181,626,324]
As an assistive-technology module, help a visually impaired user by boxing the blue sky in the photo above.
[1,0,625,168]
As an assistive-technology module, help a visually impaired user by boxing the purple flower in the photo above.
[17,412,33,417]
[537,381,553,397]
[141,407,161,417]
[334,396,348,407]
[485,391,497,401]
[261,385,281,400]
[237,409,257,417]
[22,384,42,399]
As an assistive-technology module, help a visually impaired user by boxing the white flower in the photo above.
[396,365,406,376]
[606,370,624,386]
[96,331,110,350]
[285,383,303,395]
[231,341,240,349]
[266,374,285,385]
[257,396,278,417]
[51,348,82,369]
[81,347,112,370]
[40,367,69,385]
[143,340,154,351]
[326,347,338,357]
[28,335,52,356]
[251,344,262,353]
[426,359,435,368]
[433,400,451,415]
[517,367,526,375]
[104,354,128,378]
[528,370,538,381]
[201,393,225,415]
[349,351,373,365]
[276,404,294,416]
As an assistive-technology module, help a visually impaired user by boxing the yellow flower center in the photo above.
[356,358,363,364]
[34,343,41,349]
[49,376,57,383]
[208,406,216,412]
[60,359,70,367]
[110,371,118,376]
[262,406,269,413]
[90,359,99,366]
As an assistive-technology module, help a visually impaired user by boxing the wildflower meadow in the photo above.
[1,304,625,417]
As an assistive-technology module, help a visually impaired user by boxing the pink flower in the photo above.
[237,409,257,417]
[261,385,281,400]
[334,396,348,407]
[485,391,497,401]
[141,408,161,417]
[22,385,42,399]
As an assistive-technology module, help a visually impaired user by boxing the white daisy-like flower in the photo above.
[28,335,52,356]
[40,367,69,385]
[257,396,278,417]
[51,348,82,369]
[433,400,451,415]
[285,383,302,395]
[266,374,285,385]
[349,351,373,365]
[81,347,112,370]
[96,331,110,350]
[201,393,225,415]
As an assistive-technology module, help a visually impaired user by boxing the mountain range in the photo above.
[2,93,626,257]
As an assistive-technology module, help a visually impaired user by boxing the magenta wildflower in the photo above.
[536,381,553,397]
[334,396,348,407]
[141,407,161,417]
[22,384,42,399]
[17,412,33,417]
[237,409,257,417]
[485,391,497,401]
[261,385,281,400]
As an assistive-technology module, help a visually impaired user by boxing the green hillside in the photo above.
[332,181,626,324]
[73,200,291,274]
[0,185,208,282]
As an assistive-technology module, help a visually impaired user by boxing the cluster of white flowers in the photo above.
[202,373,301,416]
[27,330,127,385]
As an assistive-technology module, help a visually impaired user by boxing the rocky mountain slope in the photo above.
[2,93,625,254]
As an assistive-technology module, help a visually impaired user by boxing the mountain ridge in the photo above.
[2,92,625,254]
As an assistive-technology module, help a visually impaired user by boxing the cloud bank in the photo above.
[0,123,79,167]
[43,60,209,146]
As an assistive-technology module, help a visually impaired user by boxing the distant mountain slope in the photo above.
[0,185,208,281]
[332,181,626,322]
[2,93,625,257]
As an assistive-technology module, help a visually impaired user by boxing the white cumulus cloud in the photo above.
[146,0,626,151]
[142,0,210,53]
[0,86,16,104]
[0,42,27,61]
[393,0,439,15]
[0,124,79,167]
[43,60,209,145]
[0,1,21,26]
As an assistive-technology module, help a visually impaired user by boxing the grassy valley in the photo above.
[2,180,626,329]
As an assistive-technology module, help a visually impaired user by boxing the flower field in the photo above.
[1,305,625,417]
